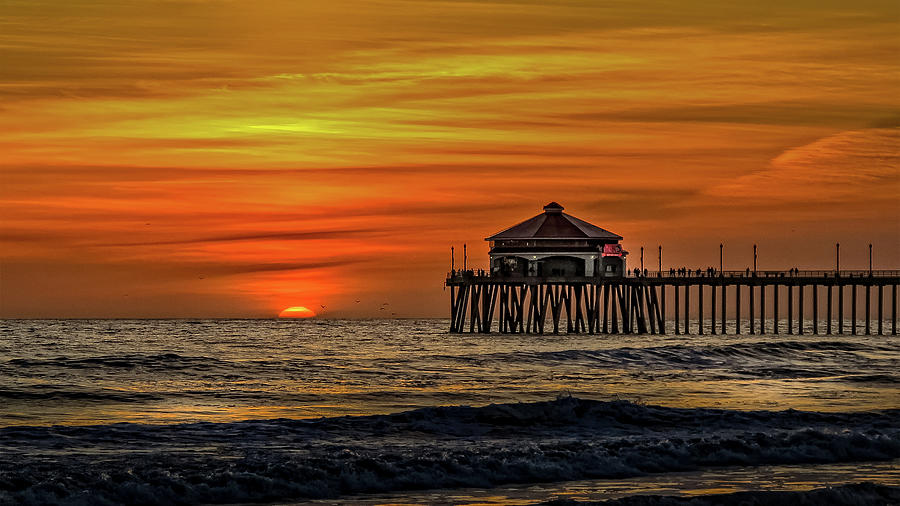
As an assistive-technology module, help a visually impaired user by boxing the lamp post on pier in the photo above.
[869,243,873,275]
[640,246,644,273]
[836,243,840,275]
[658,245,662,275]
[719,243,723,272]
[753,244,757,273]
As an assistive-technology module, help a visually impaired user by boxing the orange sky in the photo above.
[1,0,898,318]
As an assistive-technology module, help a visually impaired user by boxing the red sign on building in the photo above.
[602,244,624,257]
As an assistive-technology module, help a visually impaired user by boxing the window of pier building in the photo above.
[494,255,590,277]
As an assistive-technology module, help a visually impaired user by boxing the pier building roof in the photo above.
[486,202,622,241]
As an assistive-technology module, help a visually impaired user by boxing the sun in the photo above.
[278,306,317,319]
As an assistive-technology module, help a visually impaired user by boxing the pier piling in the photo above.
[839,285,844,334]
[866,285,871,335]
[698,284,704,335]
[750,284,755,334]
[773,285,779,334]
[813,284,818,335]
[720,281,726,334]
[788,285,793,335]
[760,284,766,334]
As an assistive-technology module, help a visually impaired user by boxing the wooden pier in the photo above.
[447,270,900,335]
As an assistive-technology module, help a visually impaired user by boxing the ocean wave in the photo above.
[0,387,162,402]
[4,340,896,388]
[1,397,898,505]
[457,340,896,366]
[540,483,900,505]
[427,340,899,383]
[5,353,227,370]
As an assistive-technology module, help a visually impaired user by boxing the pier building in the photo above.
[487,202,626,278]
[446,203,899,336]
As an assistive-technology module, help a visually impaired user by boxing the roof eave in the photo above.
[486,235,622,241]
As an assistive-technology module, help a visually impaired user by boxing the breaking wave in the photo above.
[1,397,898,505]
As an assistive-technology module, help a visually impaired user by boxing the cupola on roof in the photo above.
[486,203,622,241]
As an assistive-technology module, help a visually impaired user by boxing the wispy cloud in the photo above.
[708,128,900,201]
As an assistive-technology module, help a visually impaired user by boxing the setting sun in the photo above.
[278,306,316,319]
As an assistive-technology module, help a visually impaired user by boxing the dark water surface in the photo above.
[0,319,898,504]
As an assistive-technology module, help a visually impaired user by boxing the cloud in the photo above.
[707,128,900,201]
[186,258,364,276]
[99,229,384,247]
[564,103,898,128]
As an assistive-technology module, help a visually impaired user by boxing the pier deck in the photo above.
[446,270,900,335]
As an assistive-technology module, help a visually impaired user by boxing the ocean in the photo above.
[1,319,898,504]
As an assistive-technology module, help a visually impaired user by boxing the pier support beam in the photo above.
[602,284,610,333]
[653,286,665,334]
[674,284,680,335]
[813,284,818,335]
[721,281,726,335]
[827,285,832,335]
[798,284,804,335]
[865,285,871,335]
[450,285,456,331]
[735,284,741,335]
[788,285,793,335]
[852,284,857,336]
[760,284,766,334]
[698,284,704,335]
[711,284,717,335]
[773,284,779,334]
[656,286,663,334]
[750,282,755,334]
[893,284,897,336]
[618,285,628,334]
[839,285,844,334]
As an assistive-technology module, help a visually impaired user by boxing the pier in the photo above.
[447,270,900,335]
[445,202,899,335]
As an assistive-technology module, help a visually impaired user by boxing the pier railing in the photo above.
[447,269,900,283]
